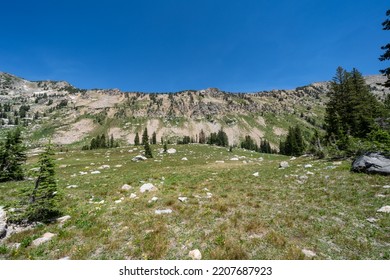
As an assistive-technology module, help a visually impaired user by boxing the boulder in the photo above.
[167,148,176,154]
[279,161,289,168]
[252,172,259,177]
[302,249,316,258]
[140,183,158,193]
[32,232,56,247]
[0,207,7,239]
[351,152,390,175]
[178,197,188,202]
[377,205,390,213]
[121,184,132,190]
[132,155,147,162]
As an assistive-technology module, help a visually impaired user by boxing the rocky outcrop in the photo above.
[0,206,7,239]
[351,152,390,175]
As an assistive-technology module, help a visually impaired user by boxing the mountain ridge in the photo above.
[0,71,389,148]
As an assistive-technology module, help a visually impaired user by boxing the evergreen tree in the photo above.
[144,141,153,158]
[0,127,27,182]
[25,142,61,222]
[142,128,149,145]
[152,132,157,145]
[134,132,140,146]
[280,125,305,156]
[198,129,206,144]
[163,142,168,153]
[379,9,390,87]
[110,134,114,148]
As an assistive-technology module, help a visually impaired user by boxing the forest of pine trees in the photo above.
[82,134,119,150]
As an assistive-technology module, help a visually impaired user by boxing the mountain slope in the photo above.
[0,72,388,148]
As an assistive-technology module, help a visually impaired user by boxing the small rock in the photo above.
[299,175,309,180]
[230,157,239,161]
[155,209,172,215]
[115,199,122,204]
[383,185,390,189]
[279,161,289,168]
[66,185,78,189]
[377,205,390,213]
[167,148,177,154]
[148,197,158,203]
[59,256,70,260]
[290,157,297,161]
[132,155,147,162]
[302,249,316,258]
[30,167,40,172]
[140,183,158,193]
[206,192,213,198]
[57,215,71,224]
[10,243,21,250]
[178,197,188,202]
[59,164,68,168]
[366,217,377,223]
[189,249,202,260]
[181,157,188,161]
[121,184,132,190]
[306,171,314,175]
[98,165,110,169]
[376,194,386,198]
[333,161,342,165]
[304,164,313,168]
[90,171,101,174]
[32,232,56,247]
[115,164,123,168]
[215,160,225,163]
[130,193,137,199]
[253,172,259,177]
[258,157,264,161]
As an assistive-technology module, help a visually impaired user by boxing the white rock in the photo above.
[299,175,309,181]
[230,157,239,161]
[98,165,110,169]
[167,148,176,154]
[132,155,147,162]
[279,161,289,168]
[140,183,158,193]
[258,157,264,161]
[130,193,137,199]
[306,171,315,175]
[30,167,40,172]
[206,192,213,198]
[91,171,101,174]
[121,184,132,190]
[366,217,378,223]
[304,164,313,168]
[383,185,390,189]
[155,209,172,215]
[377,205,390,213]
[32,232,56,247]
[302,249,316,258]
[0,206,7,238]
[189,249,202,260]
[148,197,158,203]
[215,160,225,163]
[66,185,78,189]
[178,197,188,202]
[290,157,297,161]
[115,164,123,168]
[57,215,71,224]
[181,157,188,161]
[253,172,259,177]
[333,161,342,165]
[115,199,122,204]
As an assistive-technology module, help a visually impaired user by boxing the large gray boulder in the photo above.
[351,152,390,175]
[0,206,6,239]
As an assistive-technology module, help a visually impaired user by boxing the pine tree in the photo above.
[134,132,140,146]
[110,134,114,148]
[0,127,27,182]
[142,128,149,145]
[163,142,168,153]
[379,9,390,87]
[144,141,153,158]
[152,132,157,145]
[198,129,206,144]
[26,142,61,222]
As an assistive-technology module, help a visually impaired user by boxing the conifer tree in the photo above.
[198,129,206,144]
[144,141,153,158]
[379,9,390,87]
[134,132,140,146]
[142,128,149,145]
[0,127,27,182]
[152,131,157,145]
[26,142,61,222]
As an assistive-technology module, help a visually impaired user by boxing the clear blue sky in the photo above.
[0,0,388,92]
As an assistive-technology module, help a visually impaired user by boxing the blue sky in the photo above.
[0,0,388,92]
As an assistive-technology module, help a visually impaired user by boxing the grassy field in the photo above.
[0,144,389,260]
